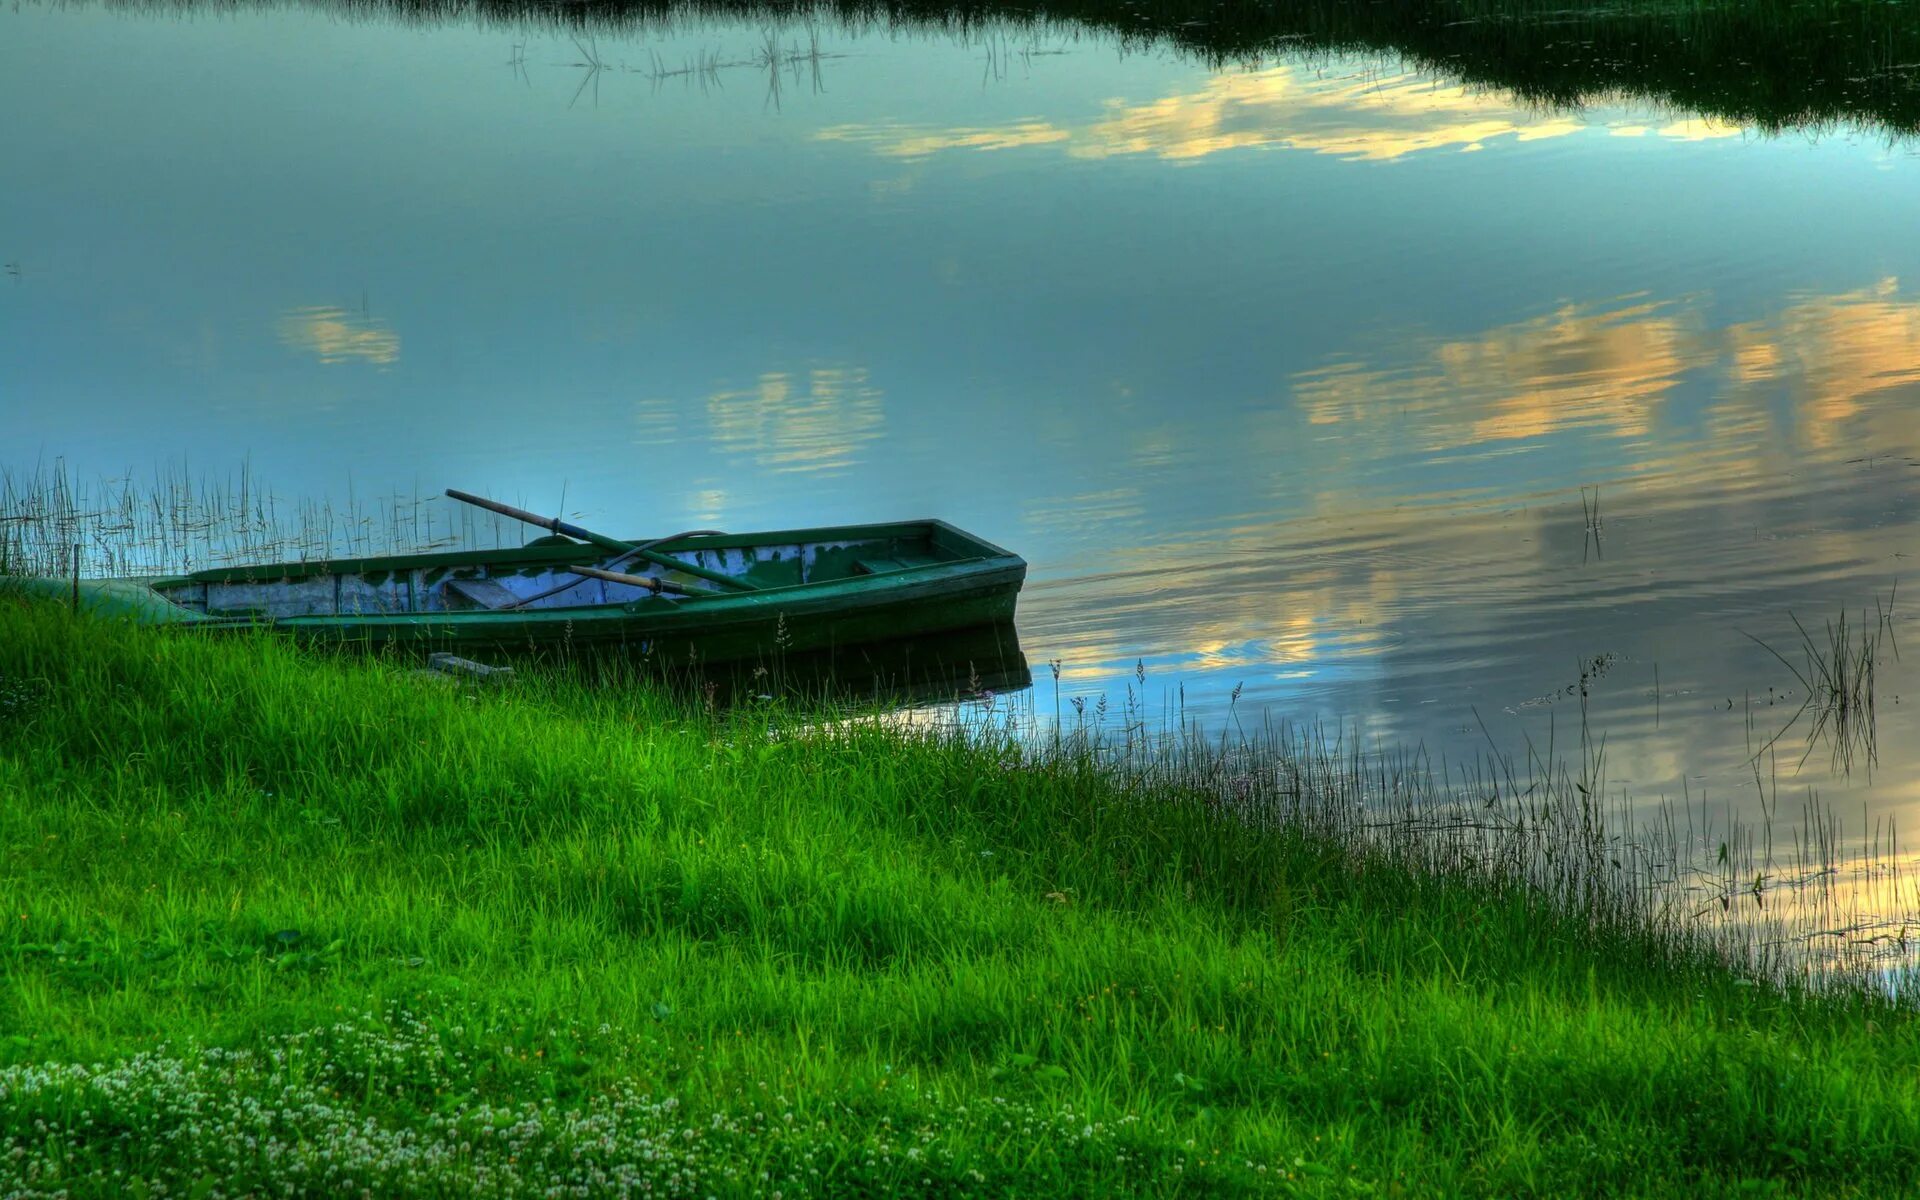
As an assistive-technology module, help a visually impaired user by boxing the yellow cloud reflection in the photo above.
[1723,277,1920,450]
[275,306,400,366]
[818,121,1070,157]
[706,366,885,476]
[817,63,1748,165]
[1025,527,1408,680]
[1295,297,1714,449]
[1291,279,1920,461]
[1075,68,1587,162]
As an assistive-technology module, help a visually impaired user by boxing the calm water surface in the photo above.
[4,3,1919,856]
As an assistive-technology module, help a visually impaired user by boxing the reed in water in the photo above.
[0,460,516,580]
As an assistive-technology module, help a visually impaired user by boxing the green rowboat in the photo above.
[1,519,1025,663]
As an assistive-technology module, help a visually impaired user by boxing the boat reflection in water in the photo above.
[678,621,1031,712]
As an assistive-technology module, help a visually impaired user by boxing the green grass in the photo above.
[2,596,1919,1197]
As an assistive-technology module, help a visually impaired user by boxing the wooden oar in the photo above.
[566,564,702,596]
[445,489,754,592]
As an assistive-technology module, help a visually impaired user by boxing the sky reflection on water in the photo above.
[3,2,1919,847]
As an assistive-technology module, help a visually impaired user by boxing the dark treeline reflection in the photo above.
[79,0,1920,136]
[523,622,1032,711]
[701,620,1032,710]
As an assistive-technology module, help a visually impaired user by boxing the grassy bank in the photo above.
[3,597,1918,1197]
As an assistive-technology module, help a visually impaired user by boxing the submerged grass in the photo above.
[4,598,1920,1196]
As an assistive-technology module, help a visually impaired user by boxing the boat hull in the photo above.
[2,519,1026,666]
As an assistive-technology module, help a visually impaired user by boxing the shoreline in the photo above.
[4,597,1916,1195]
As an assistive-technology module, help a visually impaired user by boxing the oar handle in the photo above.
[444,489,634,556]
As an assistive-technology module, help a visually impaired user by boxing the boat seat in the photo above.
[444,577,522,611]
[852,555,940,576]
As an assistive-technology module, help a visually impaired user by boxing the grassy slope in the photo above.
[1,597,1917,1197]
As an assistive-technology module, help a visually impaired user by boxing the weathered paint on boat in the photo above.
[0,520,1025,663]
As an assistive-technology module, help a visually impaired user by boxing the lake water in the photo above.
[5,3,1919,882]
